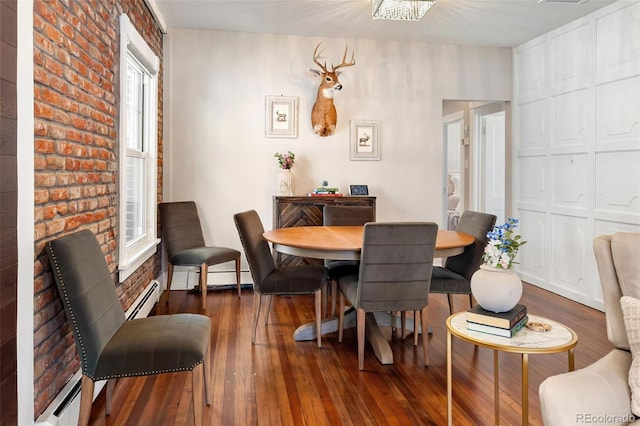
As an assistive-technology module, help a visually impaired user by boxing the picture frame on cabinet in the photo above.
[265,96,298,138]
[349,185,369,196]
[350,120,380,160]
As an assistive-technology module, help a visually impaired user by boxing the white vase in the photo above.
[276,169,294,196]
[470,264,523,313]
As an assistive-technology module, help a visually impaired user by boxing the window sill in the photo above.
[118,238,160,282]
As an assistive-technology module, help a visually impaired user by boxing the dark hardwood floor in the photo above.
[88,283,612,425]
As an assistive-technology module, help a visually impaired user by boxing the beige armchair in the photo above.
[539,232,640,425]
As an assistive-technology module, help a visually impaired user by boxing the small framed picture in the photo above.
[350,120,381,160]
[265,96,298,138]
[349,185,369,196]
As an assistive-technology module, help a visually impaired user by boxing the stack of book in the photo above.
[308,187,342,197]
[466,304,528,337]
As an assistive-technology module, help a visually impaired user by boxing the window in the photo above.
[118,14,160,282]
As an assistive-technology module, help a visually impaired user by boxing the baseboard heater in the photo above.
[35,280,161,426]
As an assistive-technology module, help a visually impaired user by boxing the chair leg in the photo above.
[421,306,430,366]
[413,310,419,347]
[200,263,208,311]
[322,285,328,318]
[338,292,346,342]
[447,293,454,315]
[315,288,322,348]
[265,295,273,325]
[192,363,204,426]
[331,279,337,316]
[79,374,95,426]
[235,256,242,298]
[105,378,116,415]
[204,341,212,405]
[252,292,262,344]
[401,311,406,339]
[357,308,366,370]
[166,262,174,305]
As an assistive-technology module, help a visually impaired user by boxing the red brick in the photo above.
[66,129,83,142]
[40,88,61,107]
[34,155,47,171]
[42,206,57,220]
[35,139,55,154]
[43,23,65,46]
[68,186,81,199]
[49,188,69,201]
[46,125,66,140]
[34,67,50,85]
[34,190,49,205]
[34,120,47,136]
[44,56,64,77]
[53,173,74,185]
[61,98,79,113]
[34,223,46,240]
[45,218,66,235]
[34,102,54,120]
[50,77,69,96]
[53,109,70,124]
[65,158,80,170]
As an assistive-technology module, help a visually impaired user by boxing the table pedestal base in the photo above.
[294,308,427,365]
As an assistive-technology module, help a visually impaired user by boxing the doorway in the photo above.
[442,111,463,229]
[473,104,506,224]
[442,101,509,228]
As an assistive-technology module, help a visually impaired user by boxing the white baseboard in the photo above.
[165,268,252,290]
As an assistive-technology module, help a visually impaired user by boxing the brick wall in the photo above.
[32,0,163,417]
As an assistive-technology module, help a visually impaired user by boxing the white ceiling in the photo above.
[153,0,617,47]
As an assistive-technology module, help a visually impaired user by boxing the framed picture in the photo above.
[350,120,380,160]
[349,185,369,196]
[265,96,298,138]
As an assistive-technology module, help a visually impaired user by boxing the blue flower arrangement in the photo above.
[482,218,527,269]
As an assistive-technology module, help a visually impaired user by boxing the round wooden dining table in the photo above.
[263,226,475,261]
[263,225,475,365]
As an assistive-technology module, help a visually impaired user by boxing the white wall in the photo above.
[164,29,512,284]
[17,1,35,423]
[515,0,640,310]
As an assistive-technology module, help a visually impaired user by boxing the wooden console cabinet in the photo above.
[272,196,376,266]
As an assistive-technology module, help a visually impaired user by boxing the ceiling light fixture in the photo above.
[372,0,436,21]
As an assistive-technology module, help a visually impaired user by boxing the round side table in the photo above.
[446,312,578,426]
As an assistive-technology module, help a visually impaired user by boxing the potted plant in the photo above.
[274,151,295,195]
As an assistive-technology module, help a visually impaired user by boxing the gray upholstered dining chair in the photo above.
[46,230,211,426]
[337,222,438,370]
[323,205,375,316]
[429,210,497,314]
[159,201,241,311]
[233,210,328,347]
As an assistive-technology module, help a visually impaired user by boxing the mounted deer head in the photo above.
[310,43,355,137]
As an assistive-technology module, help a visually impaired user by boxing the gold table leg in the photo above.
[447,330,452,426]
[568,348,575,371]
[522,353,529,426]
[494,350,499,425]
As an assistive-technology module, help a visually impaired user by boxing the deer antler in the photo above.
[332,46,355,72]
[312,43,328,73]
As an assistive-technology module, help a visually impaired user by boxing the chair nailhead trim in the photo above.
[90,360,204,381]
[47,242,91,374]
